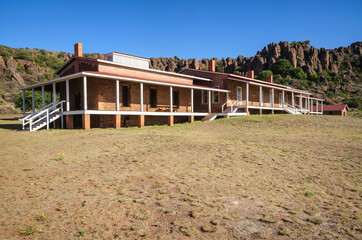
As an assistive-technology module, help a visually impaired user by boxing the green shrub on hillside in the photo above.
[15,49,34,61]
[259,70,273,81]
[273,59,293,77]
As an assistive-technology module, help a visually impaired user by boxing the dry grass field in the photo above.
[0,114,361,240]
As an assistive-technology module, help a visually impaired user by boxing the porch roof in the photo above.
[20,71,230,93]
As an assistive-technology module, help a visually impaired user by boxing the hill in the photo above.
[0,41,361,113]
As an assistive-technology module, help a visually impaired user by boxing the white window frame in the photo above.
[201,90,208,104]
[237,87,242,102]
[212,91,220,103]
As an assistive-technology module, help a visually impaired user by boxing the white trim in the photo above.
[83,76,87,110]
[66,80,70,111]
[212,91,220,103]
[63,110,209,117]
[170,86,173,112]
[140,83,144,112]
[228,77,311,95]
[116,80,120,111]
[271,88,274,108]
[97,59,212,82]
[246,82,249,107]
[259,86,263,107]
[208,91,211,113]
[20,72,229,93]
[191,89,194,113]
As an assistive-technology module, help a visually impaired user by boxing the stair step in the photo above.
[201,113,218,122]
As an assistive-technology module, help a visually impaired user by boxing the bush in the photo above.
[15,49,34,61]
[309,73,319,81]
[291,67,307,80]
[259,70,273,81]
[15,91,59,111]
[273,59,293,77]
[216,61,224,72]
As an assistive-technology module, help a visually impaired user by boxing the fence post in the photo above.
[47,109,49,130]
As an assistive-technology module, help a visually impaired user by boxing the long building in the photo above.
[20,43,324,131]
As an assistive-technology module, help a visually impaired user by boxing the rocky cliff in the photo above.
[0,41,361,113]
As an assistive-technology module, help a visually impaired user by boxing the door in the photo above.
[237,87,242,104]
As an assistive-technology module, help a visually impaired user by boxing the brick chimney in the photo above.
[208,59,215,72]
[247,70,254,79]
[74,43,83,57]
[267,75,273,83]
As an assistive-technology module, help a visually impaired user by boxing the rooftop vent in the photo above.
[104,52,150,69]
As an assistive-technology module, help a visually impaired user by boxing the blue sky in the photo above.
[0,0,361,59]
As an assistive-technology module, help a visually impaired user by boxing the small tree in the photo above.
[259,70,273,81]
[273,59,293,77]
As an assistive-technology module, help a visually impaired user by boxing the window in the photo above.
[237,87,242,102]
[201,90,208,104]
[150,88,157,108]
[212,92,219,103]
[279,93,283,106]
[122,85,130,107]
[173,90,179,107]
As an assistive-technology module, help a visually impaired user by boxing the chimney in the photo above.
[267,75,273,83]
[247,70,254,79]
[208,59,215,72]
[74,43,83,57]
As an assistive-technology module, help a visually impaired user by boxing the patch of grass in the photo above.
[304,191,316,197]
[78,231,85,236]
[20,225,42,235]
[32,213,46,221]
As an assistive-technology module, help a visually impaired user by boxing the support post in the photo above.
[22,90,25,115]
[271,88,274,108]
[32,88,35,113]
[246,82,249,107]
[116,80,119,111]
[170,86,173,112]
[53,83,56,103]
[168,115,174,126]
[138,115,144,128]
[83,76,87,110]
[66,80,70,111]
[259,86,262,107]
[299,96,302,111]
[140,83,143,112]
[114,115,121,129]
[46,109,49,130]
[82,114,90,130]
[42,86,45,108]
[208,91,211,113]
[292,92,295,108]
[188,116,194,123]
[191,89,194,113]
[282,90,285,108]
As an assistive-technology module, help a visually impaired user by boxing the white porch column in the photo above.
[271,88,274,108]
[246,82,249,107]
[208,91,211,113]
[299,96,302,110]
[282,90,285,108]
[305,97,307,111]
[22,90,25,115]
[191,89,194,113]
[140,83,143,112]
[83,76,87,110]
[41,86,45,108]
[170,86,173,112]
[52,83,56,103]
[311,99,313,113]
[116,80,120,111]
[292,92,295,108]
[66,80,70,111]
[259,86,262,107]
[32,88,35,113]
[308,96,310,112]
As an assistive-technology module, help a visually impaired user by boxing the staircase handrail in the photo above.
[21,101,58,121]
[23,100,65,131]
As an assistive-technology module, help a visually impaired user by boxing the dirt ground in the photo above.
[0,114,361,240]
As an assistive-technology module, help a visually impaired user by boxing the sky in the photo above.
[0,0,361,59]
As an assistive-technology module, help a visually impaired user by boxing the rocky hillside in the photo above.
[0,41,361,113]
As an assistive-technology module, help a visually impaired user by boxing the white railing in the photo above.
[222,100,242,113]
[21,101,65,131]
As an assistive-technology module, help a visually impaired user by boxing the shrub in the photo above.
[15,49,34,61]
[273,59,293,77]
[291,67,307,80]
[309,73,319,81]
[259,70,273,81]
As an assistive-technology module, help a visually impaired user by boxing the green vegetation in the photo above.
[14,91,59,111]
[259,70,273,81]
[216,61,224,72]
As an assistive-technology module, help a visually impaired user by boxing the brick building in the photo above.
[21,43,324,131]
